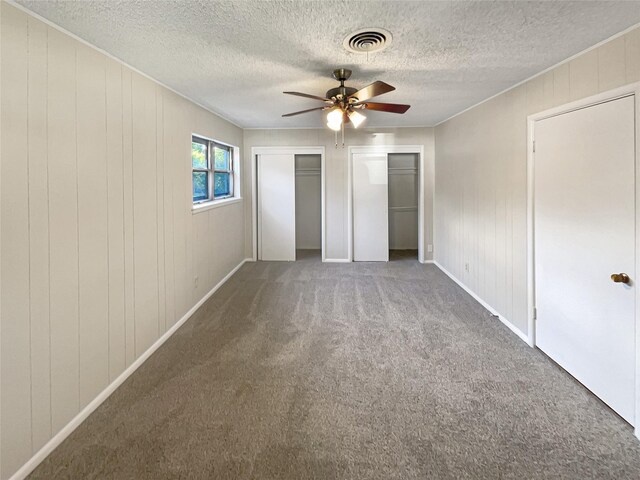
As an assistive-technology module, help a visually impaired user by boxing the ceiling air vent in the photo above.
[343,28,392,54]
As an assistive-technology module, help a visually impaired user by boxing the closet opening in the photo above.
[295,154,322,261]
[388,153,419,262]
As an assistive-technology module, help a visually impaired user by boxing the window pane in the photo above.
[192,141,207,169]
[214,172,231,197]
[214,146,230,170]
[193,171,208,202]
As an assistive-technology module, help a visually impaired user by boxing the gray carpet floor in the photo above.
[29,250,640,479]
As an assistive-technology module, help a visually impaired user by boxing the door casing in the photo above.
[526,82,640,438]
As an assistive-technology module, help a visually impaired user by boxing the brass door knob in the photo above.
[611,273,630,284]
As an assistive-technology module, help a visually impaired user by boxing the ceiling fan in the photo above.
[282,68,410,141]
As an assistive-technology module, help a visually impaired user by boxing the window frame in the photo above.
[191,135,237,205]
[191,136,210,203]
[212,143,233,200]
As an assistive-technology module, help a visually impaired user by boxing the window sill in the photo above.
[192,197,242,214]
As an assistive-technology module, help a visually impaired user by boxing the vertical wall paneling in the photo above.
[569,49,599,101]
[156,87,166,334]
[511,85,528,335]
[122,67,135,366]
[184,107,194,312]
[131,73,158,356]
[47,26,80,434]
[163,94,176,329]
[1,6,31,478]
[172,99,187,320]
[553,63,571,105]
[77,44,109,408]
[193,207,207,298]
[423,133,435,254]
[625,27,640,83]
[541,72,555,110]
[598,36,626,92]
[105,58,126,381]
[494,117,507,315]
[1,4,245,478]
[131,73,159,356]
[208,204,216,290]
[1,3,2,474]
[1,4,3,474]
[26,15,51,452]
[504,88,516,322]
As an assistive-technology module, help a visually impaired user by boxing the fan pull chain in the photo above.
[341,121,345,147]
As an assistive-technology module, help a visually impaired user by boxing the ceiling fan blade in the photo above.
[282,106,327,117]
[356,102,411,114]
[349,81,395,101]
[283,91,331,102]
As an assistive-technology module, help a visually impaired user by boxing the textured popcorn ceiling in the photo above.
[15,0,640,128]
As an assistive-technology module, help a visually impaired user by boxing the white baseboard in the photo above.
[324,258,434,264]
[9,258,250,480]
[433,260,533,347]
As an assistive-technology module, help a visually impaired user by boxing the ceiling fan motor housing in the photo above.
[326,85,358,100]
[333,68,352,82]
[328,69,357,101]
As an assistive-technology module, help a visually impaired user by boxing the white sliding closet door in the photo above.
[353,153,389,261]
[258,153,296,261]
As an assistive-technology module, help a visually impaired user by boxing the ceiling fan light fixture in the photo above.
[348,110,366,128]
[326,108,343,130]
[327,120,342,131]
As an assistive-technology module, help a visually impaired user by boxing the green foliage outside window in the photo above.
[192,142,207,169]
[193,172,208,201]
[214,147,230,170]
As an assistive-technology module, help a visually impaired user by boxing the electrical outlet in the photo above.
[465,263,469,272]
[427,244,433,253]
[194,276,199,288]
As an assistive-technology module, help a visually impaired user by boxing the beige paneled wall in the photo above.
[0,3,245,479]
[243,127,435,260]
[434,26,640,338]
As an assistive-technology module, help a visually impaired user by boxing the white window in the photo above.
[192,135,236,204]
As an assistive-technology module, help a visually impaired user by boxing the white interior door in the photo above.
[258,153,296,261]
[534,95,636,424]
[353,153,389,261]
